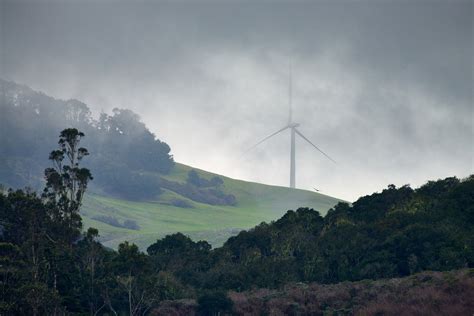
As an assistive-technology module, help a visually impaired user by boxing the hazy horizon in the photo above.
[1,0,472,201]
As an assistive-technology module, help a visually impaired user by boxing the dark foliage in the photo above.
[92,215,141,230]
[161,178,236,206]
[187,170,224,188]
[123,219,141,230]
[197,291,233,316]
[170,199,194,208]
[146,176,474,292]
[92,215,123,228]
[147,233,212,286]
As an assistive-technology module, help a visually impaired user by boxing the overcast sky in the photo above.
[1,0,473,201]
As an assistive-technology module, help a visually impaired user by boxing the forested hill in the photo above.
[0,78,174,195]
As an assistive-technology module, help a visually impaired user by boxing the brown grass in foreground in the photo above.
[153,269,474,315]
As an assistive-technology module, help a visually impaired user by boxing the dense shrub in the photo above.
[186,170,224,188]
[161,178,236,206]
[170,199,194,208]
[92,215,140,230]
[123,219,141,230]
[197,291,233,316]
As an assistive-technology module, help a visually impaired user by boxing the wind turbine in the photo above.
[246,65,336,189]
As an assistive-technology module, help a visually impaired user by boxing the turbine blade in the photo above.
[288,61,293,124]
[244,125,290,154]
[294,128,336,164]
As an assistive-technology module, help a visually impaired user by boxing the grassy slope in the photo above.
[81,163,344,249]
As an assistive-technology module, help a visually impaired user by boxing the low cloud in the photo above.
[1,0,472,200]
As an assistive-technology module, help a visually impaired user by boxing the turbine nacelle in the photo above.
[287,122,300,128]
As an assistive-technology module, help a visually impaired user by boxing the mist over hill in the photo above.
[0,78,174,199]
[0,79,343,248]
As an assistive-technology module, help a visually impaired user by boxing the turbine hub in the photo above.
[288,122,300,128]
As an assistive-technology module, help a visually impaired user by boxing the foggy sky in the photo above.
[1,0,473,201]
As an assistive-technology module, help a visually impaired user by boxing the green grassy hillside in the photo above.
[81,163,344,249]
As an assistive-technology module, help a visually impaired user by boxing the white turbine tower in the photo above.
[246,65,336,189]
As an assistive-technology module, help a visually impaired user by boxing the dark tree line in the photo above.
[139,175,473,295]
